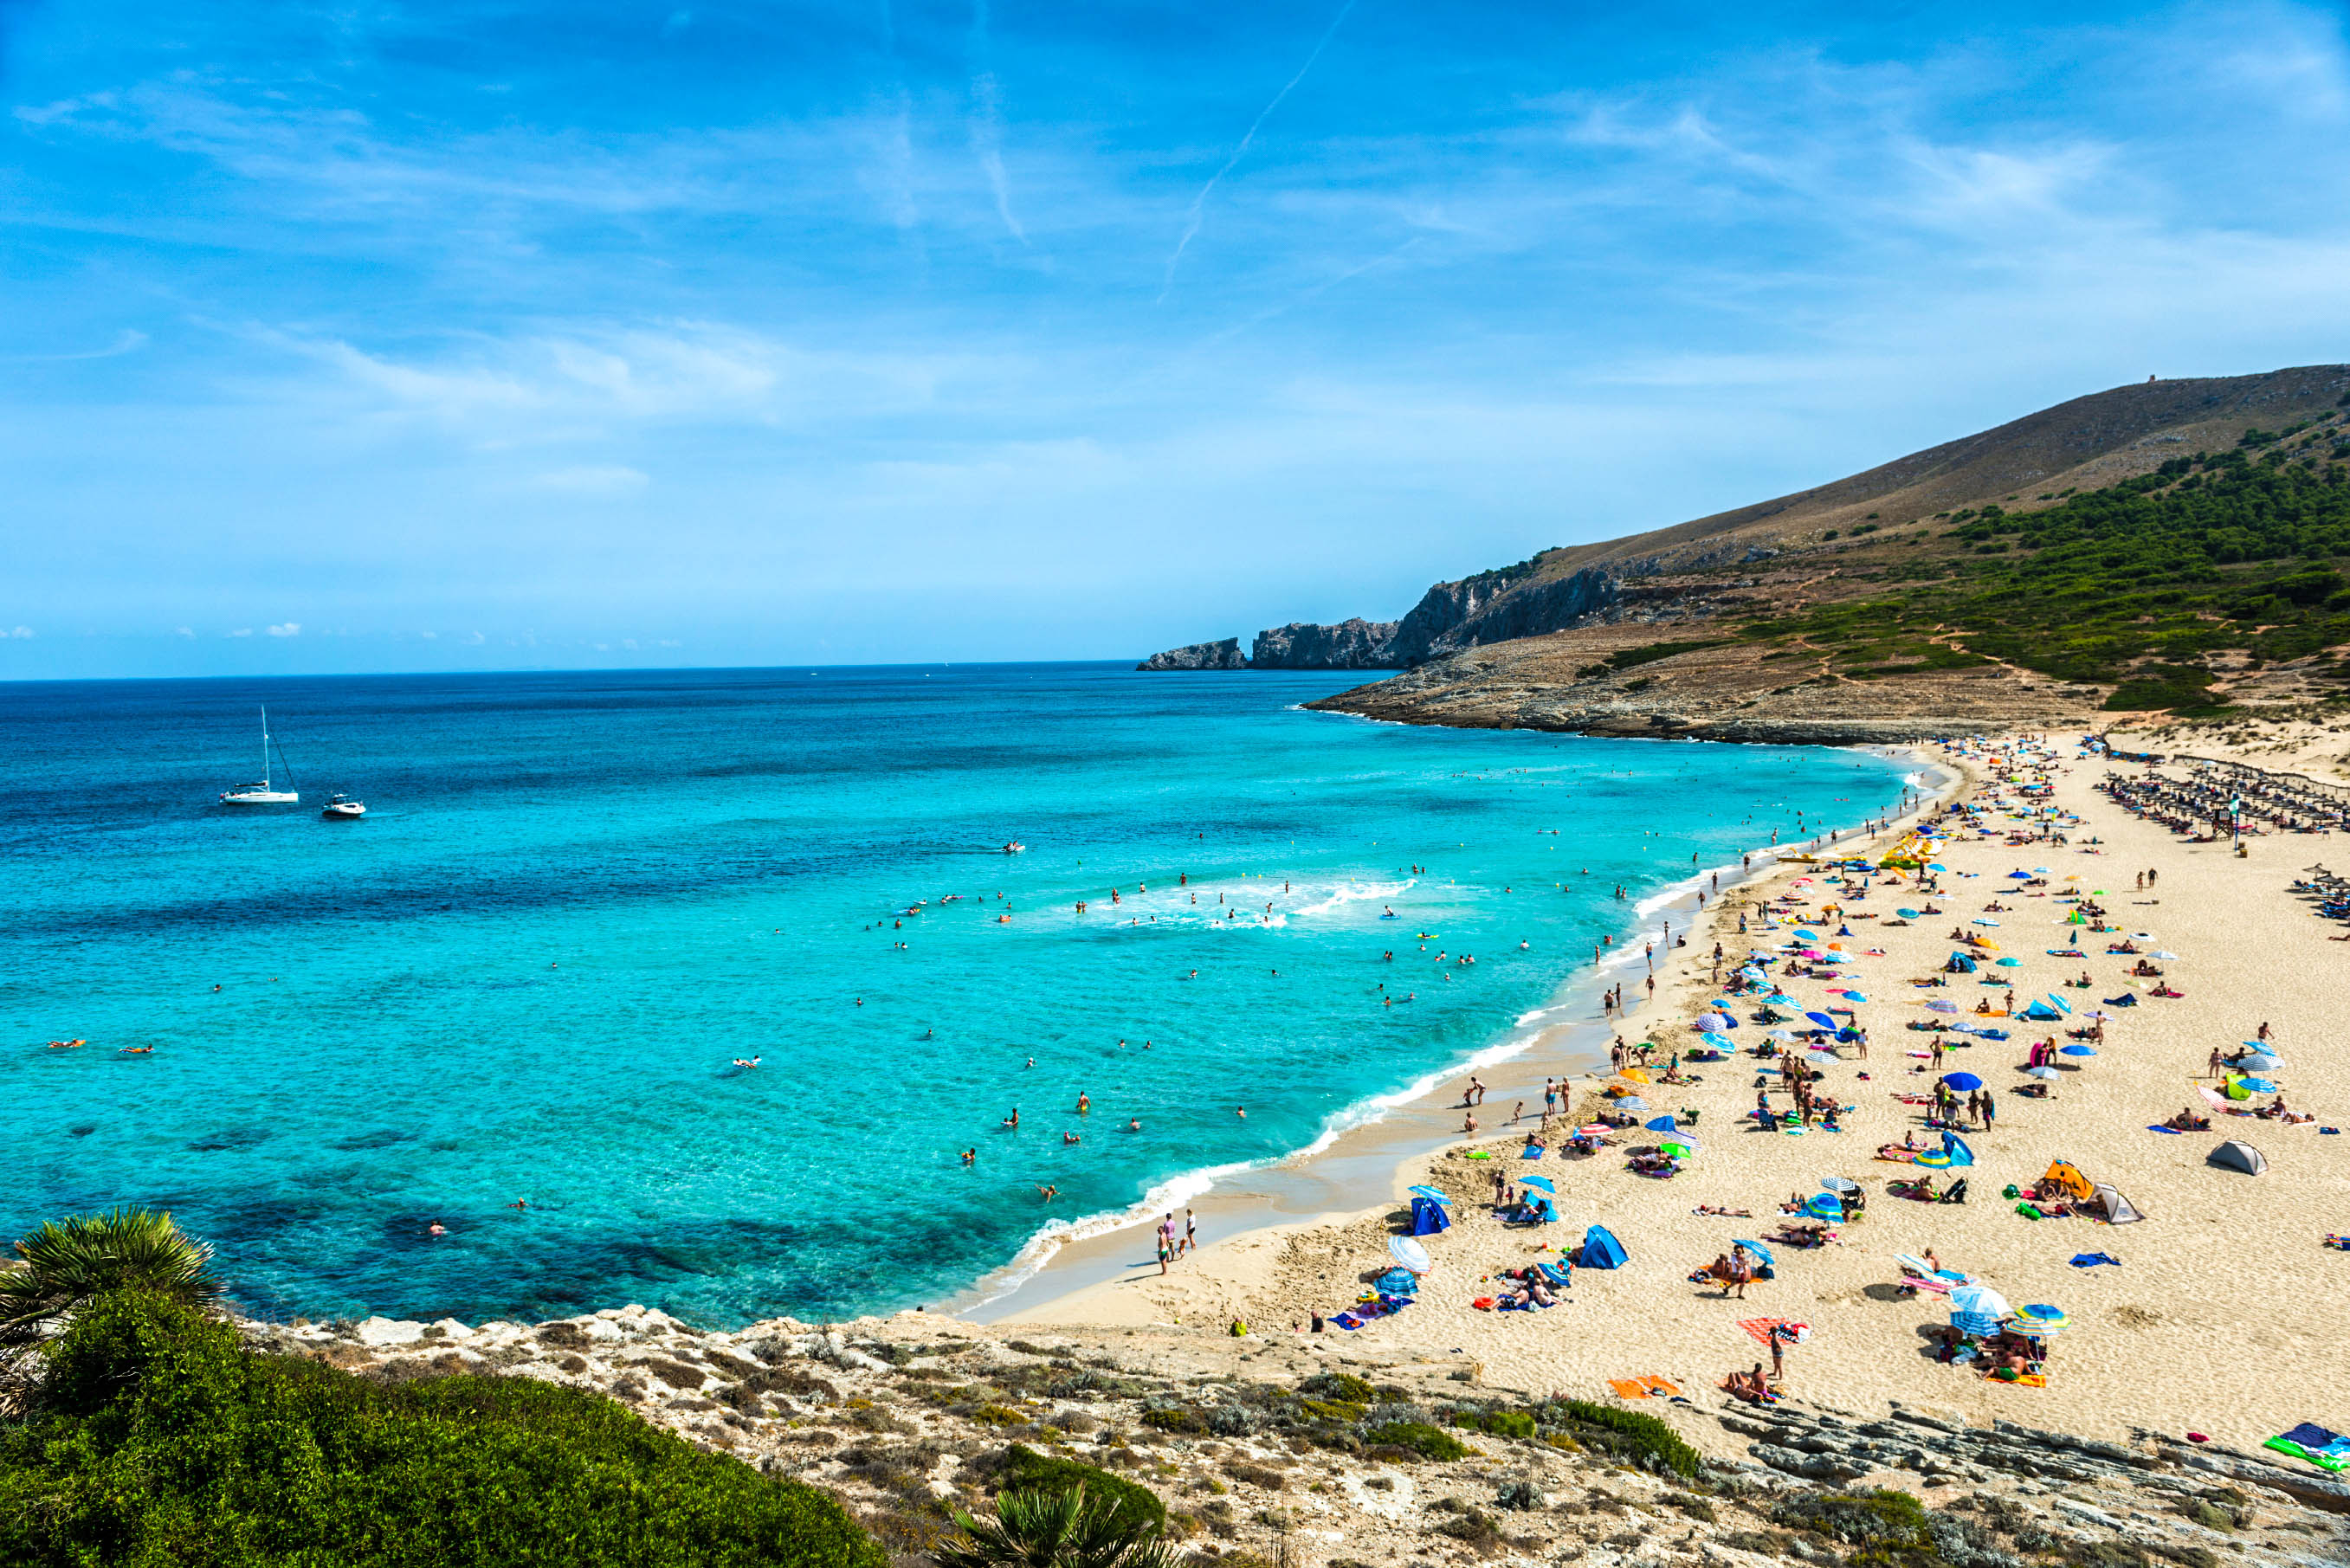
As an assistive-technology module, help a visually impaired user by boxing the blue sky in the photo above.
[7,1,2350,678]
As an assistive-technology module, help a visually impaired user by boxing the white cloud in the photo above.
[226,628,253,637]
[175,626,194,637]
[5,626,33,639]
[656,638,681,647]
[266,622,300,636]
[621,637,639,649]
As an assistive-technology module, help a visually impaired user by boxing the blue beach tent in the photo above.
[1946,952,1979,974]
[1411,1197,1451,1236]
[1578,1225,1630,1270]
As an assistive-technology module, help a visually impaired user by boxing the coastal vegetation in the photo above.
[1740,431,2350,713]
[0,1206,225,1348]
[0,1282,884,1566]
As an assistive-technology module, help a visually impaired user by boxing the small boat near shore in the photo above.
[321,793,366,820]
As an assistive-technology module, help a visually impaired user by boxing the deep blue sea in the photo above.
[3,664,1914,1326]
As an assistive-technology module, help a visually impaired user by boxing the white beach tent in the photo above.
[2208,1139,2268,1176]
[2087,1182,2144,1223]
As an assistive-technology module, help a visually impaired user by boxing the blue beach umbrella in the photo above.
[1804,1011,1838,1029]
[1803,1195,1843,1219]
[2237,1075,2279,1093]
[2024,1065,2060,1080]
[1644,1115,1679,1132]
[1408,1185,1450,1204]
[2044,994,2072,1015]
[1520,1175,1556,1195]
[1940,1072,1984,1090]
[1732,1240,1778,1266]
[1614,1096,1650,1112]
[2059,1044,2095,1057]
[1926,1000,1958,1013]
[2239,1052,2282,1071]
[1995,958,2021,967]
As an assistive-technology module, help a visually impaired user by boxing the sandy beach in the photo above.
[1000,732,2350,1455]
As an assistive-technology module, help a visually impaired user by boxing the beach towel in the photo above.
[1606,1378,1650,1399]
[2069,1252,2121,1268]
[2264,1424,2350,1472]
[1736,1317,1809,1346]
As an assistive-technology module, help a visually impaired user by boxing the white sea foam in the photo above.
[1289,877,1413,918]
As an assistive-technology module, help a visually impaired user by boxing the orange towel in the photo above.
[1639,1376,1681,1397]
[1606,1378,1651,1399]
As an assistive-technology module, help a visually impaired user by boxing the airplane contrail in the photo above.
[1159,0,1359,300]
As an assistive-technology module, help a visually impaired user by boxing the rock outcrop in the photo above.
[1248,617,1400,669]
[1135,638,1248,671]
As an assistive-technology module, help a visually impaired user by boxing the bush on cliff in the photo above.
[0,1287,884,1568]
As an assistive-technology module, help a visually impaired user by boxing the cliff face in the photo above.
[1248,617,1399,669]
[1135,637,1247,671]
[1386,565,1620,665]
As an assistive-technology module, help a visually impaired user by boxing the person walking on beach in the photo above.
[1183,1209,1198,1254]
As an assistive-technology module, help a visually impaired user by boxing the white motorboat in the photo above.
[320,793,366,820]
[219,706,299,805]
[1004,841,1026,853]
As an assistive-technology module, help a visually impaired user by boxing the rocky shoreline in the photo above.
[1301,626,2101,745]
[237,1305,2350,1566]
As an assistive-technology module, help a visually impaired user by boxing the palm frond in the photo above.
[0,1207,226,1345]
[933,1483,1173,1568]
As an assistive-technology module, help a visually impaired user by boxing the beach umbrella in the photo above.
[1897,907,1921,920]
[1644,1115,1679,1132]
[1926,1000,1958,1014]
[1820,1176,1861,1193]
[1732,1240,1778,1266]
[1972,918,2001,927]
[1388,1236,1432,1273]
[2024,1065,2060,1080]
[2044,994,2072,1015]
[1766,991,1797,1004]
[2010,1305,2069,1335]
[2238,1076,2279,1094]
[1949,1283,2011,1324]
[1766,1026,1799,1040]
[2059,1044,2095,1057]
[1995,958,2021,967]
[2152,951,2179,961]
[1940,1072,1984,1090]
[1841,991,1869,1003]
[2197,1086,2231,1111]
[2239,1053,2282,1072]
[1614,1096,1650,1112]
[1927,862,1948,872]
[1519,1175,1556,1195]
[1805,1010,1838,1029]
[1407,1185,1450,1204]
[1794,929,1819,940]
[2007,870,2031,880]
[1803,1194,1843,1218]
[1660,1140,1696,1158]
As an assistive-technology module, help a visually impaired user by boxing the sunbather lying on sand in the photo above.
[1694,1205,1753,1216]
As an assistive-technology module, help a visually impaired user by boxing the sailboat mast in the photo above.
[261,705,271,787]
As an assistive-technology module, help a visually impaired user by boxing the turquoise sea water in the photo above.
[3,665,1914,1326]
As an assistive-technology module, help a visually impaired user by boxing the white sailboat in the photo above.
[218,706,300,805]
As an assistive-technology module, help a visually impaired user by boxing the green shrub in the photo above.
[1296,1397,1365,1425]
[0,1288,883,1567]
[1362,1422,1472,1462]
[1296,1371,1375,1403]
[1454,1410,1536,1440]
[1000,1444,1166,1538]
[1541,1401,1701,1479]
[1771,1489,1936,1566]
[1137,1402,1204,1433]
